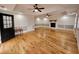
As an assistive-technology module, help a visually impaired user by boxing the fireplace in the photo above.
[50,23,56,27]
[50,20,56,28]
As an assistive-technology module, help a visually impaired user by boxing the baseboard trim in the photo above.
[23,29,35,33]
[15,29,35,35]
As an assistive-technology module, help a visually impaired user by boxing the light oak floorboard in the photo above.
[0,27,78,54]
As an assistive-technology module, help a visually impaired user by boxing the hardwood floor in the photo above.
[0,27,78,54]
[76,29,79,51]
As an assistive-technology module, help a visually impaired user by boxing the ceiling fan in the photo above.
[46,14,51,17]
[33,4,45,12]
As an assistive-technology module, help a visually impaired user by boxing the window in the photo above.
[3,16,12,28]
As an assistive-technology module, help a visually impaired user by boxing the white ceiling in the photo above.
[0,4,79,16]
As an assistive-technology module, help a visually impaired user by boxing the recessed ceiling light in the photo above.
[44,18,48,21]
[62,15,68,19]
[36,18,40,21]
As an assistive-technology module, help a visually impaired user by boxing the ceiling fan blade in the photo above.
[33,10,35,12]
[38,8,44,9]
[38,9,42,12]
[35,4,38,6]
[33,4,38,8]
[33,4,44,12]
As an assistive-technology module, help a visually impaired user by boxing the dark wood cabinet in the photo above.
[0,13,15,43]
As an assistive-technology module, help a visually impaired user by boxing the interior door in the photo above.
[0,13,15,43]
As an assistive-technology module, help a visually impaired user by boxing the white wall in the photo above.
[14,14,35,33]
[56,14,76,29]
[35,17,49,25]
[35,14,76,29]
[35,17,50,27]
[77,17,79,28]
[76,16,79,49]
[35,14,50,27]
[0,9,35,33]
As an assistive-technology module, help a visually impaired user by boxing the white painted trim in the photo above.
[74,29,79,50]
[23,29,35,33]
[55,27,74,31]
[15,29,35,35]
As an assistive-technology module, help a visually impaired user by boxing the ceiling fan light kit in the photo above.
[33,4,44,12]
[33,9,38,12]
[46,14,51,17]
